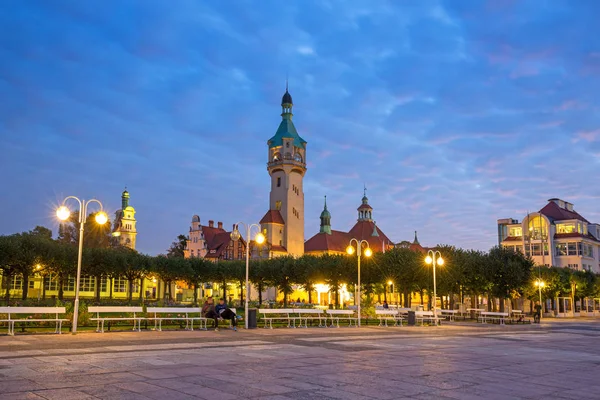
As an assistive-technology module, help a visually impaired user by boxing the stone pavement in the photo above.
[1,321,600,399]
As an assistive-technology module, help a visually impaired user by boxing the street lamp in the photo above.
[56,197,108,334]
[231,223,265,329]
[425,250,444,322]
[386,280,393,304]
[346,239,372,327]
[534,279,545,320]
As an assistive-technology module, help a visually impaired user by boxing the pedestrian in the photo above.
[382,300,389,309]
[533,301,542,323]
[202,296,219,331]
[216,298,238,331]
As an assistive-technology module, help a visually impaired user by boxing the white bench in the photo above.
[146,307,207,331]
[375,309,403,327]
[0,307,67,335]
[415,311,442,326]
[88,306,144,333]
[258,308,295,328]
[479,311,509,325]
[326,309,358,328]
[439,309,458,321]
[294,308,325,328]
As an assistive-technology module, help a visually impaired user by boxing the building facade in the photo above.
[260,87,307,257]
[112,189,137,249]
[498,198,600,273]
[183,216,245,261]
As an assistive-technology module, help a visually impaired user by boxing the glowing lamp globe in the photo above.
[95,211,108,225]
[255,232,266,245]
[425,255,433,265]
[437,257,445,266]
[346,245,355,255]
[230,228,241,242]
[364,248,373,257]
[56,206,70,221]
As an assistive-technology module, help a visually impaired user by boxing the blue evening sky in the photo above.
[1,0,599,255]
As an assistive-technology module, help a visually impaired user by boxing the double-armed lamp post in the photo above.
[56,197,108,334]
[534,279,545,320]
[230,223,265,329]
[346,239,372,327]
[425,250,444,322]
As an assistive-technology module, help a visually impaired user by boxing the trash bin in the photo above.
[408,310,416,326]
[247,308,257,329]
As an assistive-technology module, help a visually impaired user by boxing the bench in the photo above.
[88,306,144,333]
[439,309,458,321]
[415,311,442,326]
[294,308,325,328]
[375,309,403,327]
[326,309,358,328]
[146,307,207,331]
[259,308,295,329]
[479,311,509,325]
[0,307,67,335]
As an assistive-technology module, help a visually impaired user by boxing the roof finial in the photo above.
[286,74,288,92]
[363,184,367,197]
[324,195,327,210]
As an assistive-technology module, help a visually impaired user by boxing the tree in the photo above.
[186,257,209,305]
[487,246,533,312]
[167,234,188,258]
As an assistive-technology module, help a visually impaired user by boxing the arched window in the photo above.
[294,153,303,162]
[273,152,281,161]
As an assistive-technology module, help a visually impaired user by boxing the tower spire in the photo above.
[319,195,332,235]
[413,230,420,245]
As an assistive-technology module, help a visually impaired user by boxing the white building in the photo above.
[498,198,600,273]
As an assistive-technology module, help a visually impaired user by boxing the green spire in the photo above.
[121,188,129,209]
[267,86,307,149]
[319,196,332,235]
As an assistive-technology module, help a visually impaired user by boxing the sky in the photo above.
[1,0,600,255]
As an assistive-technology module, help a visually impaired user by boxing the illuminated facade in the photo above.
[183,216,245,261]
[498,198,600,273]
[112,189,137,249]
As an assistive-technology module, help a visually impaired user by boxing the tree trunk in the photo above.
[22,273,29,300]
[419,290,423,306]
[222,281,227,300]
[109,277,113,300]
[127,278,133,303]
[403,289,410,307]
[139,278,144,302]
[193,283,199,306]
[499,297,505,313]
[95,276,101,303]
[283,290,288,308]
[258,283,263,305]
[239,280,244,305]
[42,276,47,300]
[308,288,312,304]
[58,274,64,301]
[3,271,11,304]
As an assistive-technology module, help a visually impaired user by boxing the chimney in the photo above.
[208,220,214,228]
[217,221,223,229]
[233,224,236,231]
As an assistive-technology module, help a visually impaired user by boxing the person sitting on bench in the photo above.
[215,298,238,331]
[202,297,220,331]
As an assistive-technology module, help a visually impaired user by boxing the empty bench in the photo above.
[375,309,404,327]
[479,311,508,325]
[415,311,442,326]
[326,309,358,328]
[146,307,207,331]
[294,308,325,328]
[259,308,295,328]
[88,306,144,333]
[0,307,67,335]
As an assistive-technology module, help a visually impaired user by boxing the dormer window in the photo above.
[273,152,281,161]
[286,142,290,148]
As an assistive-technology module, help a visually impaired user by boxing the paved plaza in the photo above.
[1,320,600,400]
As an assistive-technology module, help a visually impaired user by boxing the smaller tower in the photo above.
[319,196,332,235]
[112,189,137,249]
[413,231,420,245]
[357,186,373,222]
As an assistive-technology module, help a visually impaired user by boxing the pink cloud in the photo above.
[555,100,579,111]
[575,129,600,143]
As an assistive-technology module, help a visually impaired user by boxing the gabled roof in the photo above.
[348,220,393,253]
[260,210,285,225]
[540,201,589,223]
[304,230,352,253]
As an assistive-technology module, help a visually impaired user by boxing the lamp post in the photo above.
[231,223,265,329]
[425,250,444,322]
[346,239,372,327]
[56,197,108,334]
[387,280,393,305]
[534,279,545,320]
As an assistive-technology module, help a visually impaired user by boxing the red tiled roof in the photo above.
[540,201,589,223]
[409,243,426,253]
[260,210,285,225]
[348,221,394,253]
[357,203,372,211]
[304,230,352,253]
[554,233,600,243]
[503,236,522,242]
[204,232,233,258]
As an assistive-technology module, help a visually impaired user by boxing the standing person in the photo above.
[533,301,542,323]
[216,298,238,331]
[202,297,220,331]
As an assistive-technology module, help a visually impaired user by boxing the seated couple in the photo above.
[201,297,238,331]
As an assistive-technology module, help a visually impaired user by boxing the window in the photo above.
[509,227,522,237]
[64,276,75,292]
[79,276,95,292]
[294,153,303,163]
[114,277,127,293]
[275,201,282,210]
[191,249,194,257]
[567,243,578,256]
[532,244,542,256]
[273,152,281,161]
[100,277,108,293]
[286,142,290,148]
[556,223,576,234]
[277,177,281,187]
[556,243,567,256]
[583,243,594,258]
[567,264,579,270]
[44,274,59,291]
[9,275,23,290]
[29,280,35,289]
